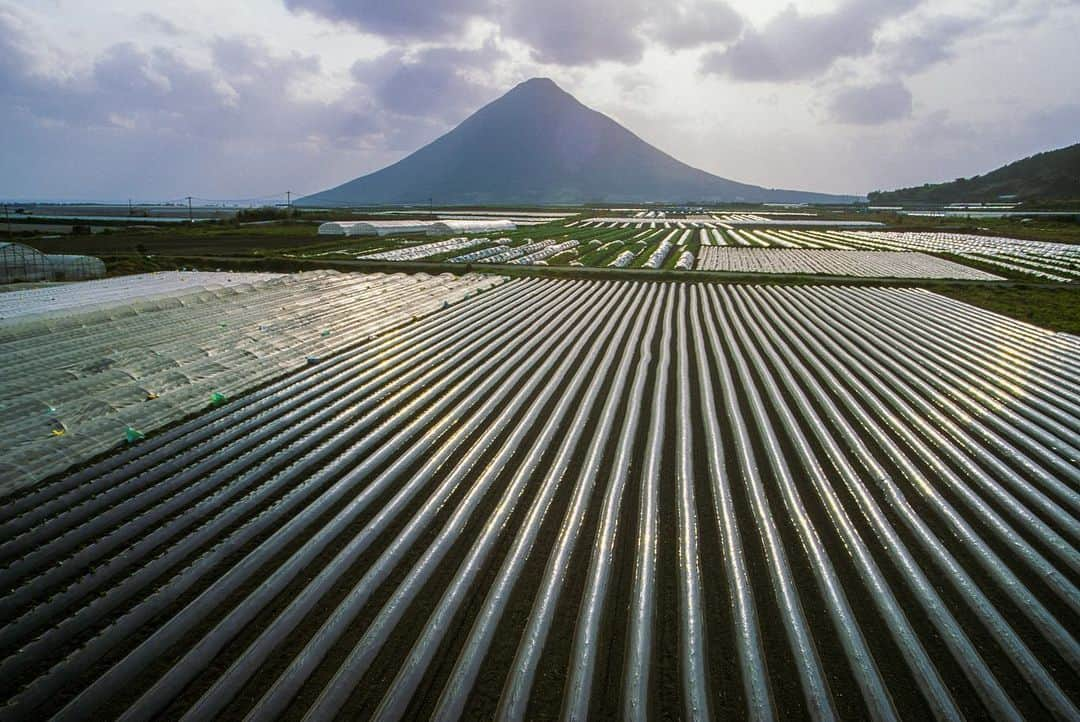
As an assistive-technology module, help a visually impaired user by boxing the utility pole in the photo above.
[3,204,9,236]
[186,196,193,223]
[429,196,433,217]
[286,191,291,209]
[128,198,132,216]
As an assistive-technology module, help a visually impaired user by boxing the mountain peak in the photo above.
[504,77,570,100]
[299,79,860,206]
[517,76,560,89]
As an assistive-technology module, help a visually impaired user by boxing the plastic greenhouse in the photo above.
[45,254,107,281]
[0,242,50,283]
[317,220,439,236]
[318,219,519,237]
[425,220,516,235]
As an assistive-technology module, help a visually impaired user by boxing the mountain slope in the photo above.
[299,78,860,206]
[869,142,1080,204]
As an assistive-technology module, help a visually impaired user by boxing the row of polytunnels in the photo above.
[327,226,1078,280]
[0,278,1077,721]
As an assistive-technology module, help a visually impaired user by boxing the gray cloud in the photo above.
[703,0,921,82]
[875,1,1065,78]
[1021,103,1080,151]
[648,0,743,50]
[0,4,45,95]
[287,0,739,66]
[351,42,503,120]
[828,80,913,125]
[502,0,652,65]
[877,15,974,75]
[284,0,494,39]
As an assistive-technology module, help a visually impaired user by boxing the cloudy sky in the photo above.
[1,0,1077,201]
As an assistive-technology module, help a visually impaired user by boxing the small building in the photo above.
[0,242,50,283]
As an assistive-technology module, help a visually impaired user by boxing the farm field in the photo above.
[578,214,884,228]
[1,278,1077,720]
[750,230,1080,283]
[8,206,1080,285]
[5,210,1079,339]
[695,248,1001,279]
[282,223,1080,281]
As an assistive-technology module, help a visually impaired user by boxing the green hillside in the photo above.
[869,142,1080,204]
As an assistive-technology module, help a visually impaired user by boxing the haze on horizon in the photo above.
[1,0,1077,202]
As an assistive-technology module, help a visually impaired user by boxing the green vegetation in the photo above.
[24,222,325,256]
[235,206,300,222]
[869,142,1080,204]
[935,285,1080,335]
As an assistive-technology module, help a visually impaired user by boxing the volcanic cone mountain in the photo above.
[299,77,861,206]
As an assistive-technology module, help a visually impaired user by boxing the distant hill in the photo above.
[869,142,1080,204]
[298,78,861,206]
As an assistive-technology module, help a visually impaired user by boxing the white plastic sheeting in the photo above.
[425,220,516,236]
[0,271,502,491]
[467,239,571,265]
[608,250,636,268]
[0,271,283,321]
[699,229,1080,281]
[5,281,1077,720]
[695,248,1002,279]
[581,217,884,228]
[509,240,578,265]
[448,243,511,263]
[841,231,1080,282]
[358,237,483,261]
[316,221,357,235]
[675,251,695,270]
[642,239,675,269]
[319,220,516,237]
[318,221,438,237]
